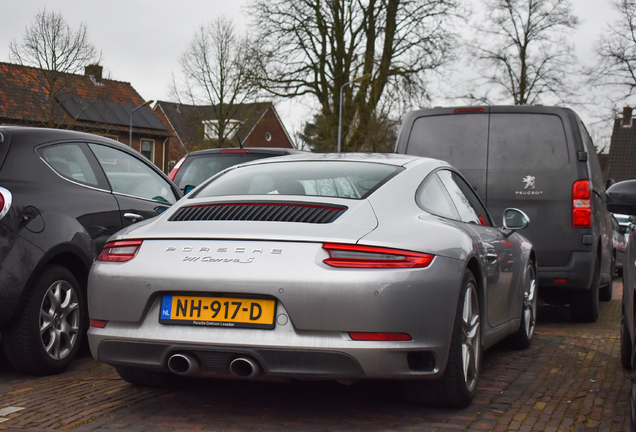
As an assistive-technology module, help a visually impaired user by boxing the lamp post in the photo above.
[129,100,154,147]
[337,74,370,153]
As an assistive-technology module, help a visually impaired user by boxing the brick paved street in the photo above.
[0,279,630,431]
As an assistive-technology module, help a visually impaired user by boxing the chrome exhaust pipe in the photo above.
[229,357,260,379]
[167,353,200,376]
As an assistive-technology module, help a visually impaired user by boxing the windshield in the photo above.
[193,160,402,200]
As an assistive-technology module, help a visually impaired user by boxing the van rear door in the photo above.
[486,110,580,267]
[399,107,490,198]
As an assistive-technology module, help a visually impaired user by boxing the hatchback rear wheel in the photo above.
[2,265,85,375]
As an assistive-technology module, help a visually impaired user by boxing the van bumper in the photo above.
[537,251,596,293]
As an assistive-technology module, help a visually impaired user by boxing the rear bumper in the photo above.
[537,250,596,292]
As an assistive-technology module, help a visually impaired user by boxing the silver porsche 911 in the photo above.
[87,153,536,408]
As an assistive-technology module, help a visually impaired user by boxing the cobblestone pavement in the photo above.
[0,280,630,432]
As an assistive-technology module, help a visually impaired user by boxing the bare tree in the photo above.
[468,0,579,105]
[249,0,461,152]
[594,0,636,103]
[171,16,261,148]
[9,8,102,127]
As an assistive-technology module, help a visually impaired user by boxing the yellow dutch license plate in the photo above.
[159,294,276,329]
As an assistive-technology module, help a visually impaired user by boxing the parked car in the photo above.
[0,126,182,375]
[169,147,304,193]
[88,153,536,408]
[612,214,627,277]
[395,105,614,322]
[605,180,636,431]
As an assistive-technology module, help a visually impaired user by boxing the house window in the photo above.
[140,139,154,161]
[203,119,241,140]
[265,132,272,141]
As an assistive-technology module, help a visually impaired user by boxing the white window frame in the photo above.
[203,119,242,140]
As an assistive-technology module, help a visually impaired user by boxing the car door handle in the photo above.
[486,252,498,264]
[124,212,144,223]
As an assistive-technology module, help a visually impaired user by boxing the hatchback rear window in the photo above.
[193,161,402,199]
[174,153,277,191]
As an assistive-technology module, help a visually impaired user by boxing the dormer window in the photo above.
[203,119,241,140]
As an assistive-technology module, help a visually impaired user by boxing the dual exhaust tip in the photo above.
[167,353,260,379]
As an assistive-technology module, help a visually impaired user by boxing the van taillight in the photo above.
[572,180,592,228]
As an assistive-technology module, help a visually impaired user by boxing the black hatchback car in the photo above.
[0,126,182,375]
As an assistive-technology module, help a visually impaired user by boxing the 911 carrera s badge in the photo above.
[165,245,283,263]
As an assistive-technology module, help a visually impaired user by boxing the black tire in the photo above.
[621,315,633,371]
[116,366,179,387]
[631,377,636,432]
[600,253,615,302]
[2,265,85,375]
[571,258,600,323]
[508,261,537,349]
[402,270,481,408]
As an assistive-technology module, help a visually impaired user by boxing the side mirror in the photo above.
[503,208,530,230]
[183,184,196,195]
[606,180,636,216]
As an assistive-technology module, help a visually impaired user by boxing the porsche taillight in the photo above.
[98,240,143,262]
[572,180,592,228]
[322,243,434,268]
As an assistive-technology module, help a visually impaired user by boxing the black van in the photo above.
[395,105,613,322]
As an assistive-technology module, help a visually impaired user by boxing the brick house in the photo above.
[605,107,636,182]
[153,101,295,170]
[0,62,172,172]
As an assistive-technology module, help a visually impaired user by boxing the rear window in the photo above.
[173,153,278,190]
[193,161,402,200]
[488,113,569,170]
[407,113,489,170]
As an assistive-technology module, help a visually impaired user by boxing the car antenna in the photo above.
[237,134,243,149]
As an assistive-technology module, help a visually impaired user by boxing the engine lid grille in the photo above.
[169,202,347,224]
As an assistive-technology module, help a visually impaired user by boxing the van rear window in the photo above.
[406,113,488,170]
[488,113,569,170]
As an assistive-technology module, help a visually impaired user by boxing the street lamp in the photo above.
[337,74,370,153]
[129,100,154,147]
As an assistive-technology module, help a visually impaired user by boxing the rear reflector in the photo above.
[554,279,568,284]
[90,319,108,328]
[349,332,412,341]
[98,240,143,262]
[323,243,434,268]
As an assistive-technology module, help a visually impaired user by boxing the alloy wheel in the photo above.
[461,282,481,393]
[39,279,81,360]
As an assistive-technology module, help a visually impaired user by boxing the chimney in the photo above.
[623,106,633,127]
[85,65,103,82]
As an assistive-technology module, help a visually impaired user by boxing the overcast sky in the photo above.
[0,0,622,143]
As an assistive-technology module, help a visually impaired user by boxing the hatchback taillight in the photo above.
[322,243,434,268]
[98,240,143,262]
[0,186,12,220]
[168,155,188,180]
[572,180,592,228]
